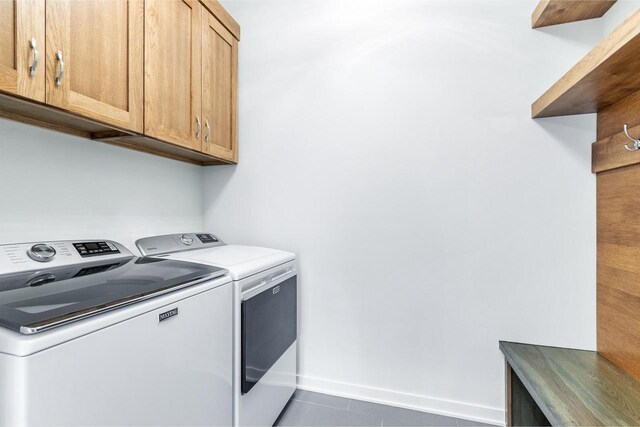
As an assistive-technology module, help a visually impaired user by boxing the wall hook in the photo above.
[624,124,640,151]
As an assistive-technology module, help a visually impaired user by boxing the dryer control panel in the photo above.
[136,233,225,256]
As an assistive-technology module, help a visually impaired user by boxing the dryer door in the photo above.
[241,274,297,394]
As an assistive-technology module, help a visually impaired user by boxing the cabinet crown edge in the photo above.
[200,0,241,41]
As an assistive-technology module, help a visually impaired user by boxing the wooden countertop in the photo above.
[500,341,640,426]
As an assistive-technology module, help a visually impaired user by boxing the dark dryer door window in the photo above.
[0,257,226,334]
[241,275,297,394]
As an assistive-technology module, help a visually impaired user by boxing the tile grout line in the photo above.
[291,397,351,412]
[288,398,385,426]
[292,392,488,427]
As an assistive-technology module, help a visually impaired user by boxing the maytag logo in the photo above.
[273,286,280,295]
[159,307,178,322]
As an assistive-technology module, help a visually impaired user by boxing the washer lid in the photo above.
[0,257,227,334]
[163,245,295,281]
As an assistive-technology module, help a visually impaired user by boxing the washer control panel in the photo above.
[0,240,132,275]
[136,233,224,256]
[27,244,57,262]
[73,241,120,257]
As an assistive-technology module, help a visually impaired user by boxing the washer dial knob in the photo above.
[27,244,57,262]
[180,234,194,245]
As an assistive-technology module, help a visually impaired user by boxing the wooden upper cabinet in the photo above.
[202,9,238,162]
[0,0,45,102]
[145,0,202,151]
[0,0,239,165]
[45,0,143,132]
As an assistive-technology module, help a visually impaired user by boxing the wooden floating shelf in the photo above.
[532,9,640,119]
[532,0,616,29]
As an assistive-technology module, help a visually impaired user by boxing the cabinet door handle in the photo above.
[29,38,38,77]
[195,116,201,138]
[55,50,64,87]
[205,119,210,143]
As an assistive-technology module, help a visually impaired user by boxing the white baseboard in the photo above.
[296,375,505,426]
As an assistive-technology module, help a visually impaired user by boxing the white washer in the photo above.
[136,233,297,427]
[0,239,233,426]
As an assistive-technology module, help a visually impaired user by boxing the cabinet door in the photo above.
[0,0,45,101]
[145,0,202,150]
[202,10,238,162]
[45,0,143,132]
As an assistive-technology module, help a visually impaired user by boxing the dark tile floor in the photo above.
[274,390,497,427]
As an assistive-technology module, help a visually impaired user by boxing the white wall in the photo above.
[204,0,608,424]
[603,0,640,33]
[0,118,203,251]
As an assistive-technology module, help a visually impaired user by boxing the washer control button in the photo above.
[27,244,57,262]
[180,234,194,245]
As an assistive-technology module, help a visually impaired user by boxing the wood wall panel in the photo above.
[597,164,640,381]
[592,131,640,173]
[597,89,640,140]
[593,90,640,173]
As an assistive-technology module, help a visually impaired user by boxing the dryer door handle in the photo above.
[241,267,296,301]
